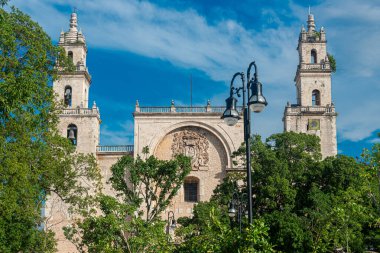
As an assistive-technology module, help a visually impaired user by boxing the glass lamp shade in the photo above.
[250,101,266,113]
[221,96,241,126]
[170,219,177,229]
[228,208,236,218]
[248,80,267,113]
[228,202,236,217]
[224,116,239,126]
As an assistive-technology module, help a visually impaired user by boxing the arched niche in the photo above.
[149,121,234,169]
[153,126,228,175]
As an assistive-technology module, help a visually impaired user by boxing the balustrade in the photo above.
[96,145,134,153]
[138,106,241,113]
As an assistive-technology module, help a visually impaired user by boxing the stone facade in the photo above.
[48,11,338,252]
[283,13,337,158]
[134,104,244,218]
[46,12,101,252]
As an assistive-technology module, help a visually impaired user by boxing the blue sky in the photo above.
[10,0,380,157]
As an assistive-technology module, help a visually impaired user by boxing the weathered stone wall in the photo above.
[284,112,337,158]
[45,194,78,253]
[298,42,327,65]
[134,113,243,166]
[57,113,100,154]
[296,72,332,107]
[62,44,87,67]
[134,112,244,219]
[53,74,90,108]
[97,153,126,194]
[154,126,228,216]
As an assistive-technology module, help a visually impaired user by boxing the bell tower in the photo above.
[53,11,100,154]
[283,12,337,158]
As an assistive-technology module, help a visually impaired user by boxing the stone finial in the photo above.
[135,100,140,112]
[206,99,211,112]
[59,30,65,44]
[170,100,176,112]
[307,8,316,32]
[78,28,85,43]
[320,26,326,41]
[287,101,290,107]
[300,25,307,41]
[92,101,97,109]
[69,12,78,32]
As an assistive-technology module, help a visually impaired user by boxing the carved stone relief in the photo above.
[171,130,209,170]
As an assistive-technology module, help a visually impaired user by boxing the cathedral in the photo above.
[47,11,337,252]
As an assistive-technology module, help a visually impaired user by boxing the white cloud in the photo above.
[11,0,298,84]
[100,120,134,145]
[11,0,380,143]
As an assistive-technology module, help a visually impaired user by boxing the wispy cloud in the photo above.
[100,120,134,145]
[12,0,298,83]
[11,0,380,144]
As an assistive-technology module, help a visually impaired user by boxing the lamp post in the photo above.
[228,192,248,233]
[166,211,176,235]
[221,61,267,225]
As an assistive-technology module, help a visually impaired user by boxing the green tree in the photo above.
[360,132,380,249]
[242,132,378,252]
[328,54,337,73]
[110,149,192,222]
[190,132,378,252]
[0,4,100,252]
[65,152,192,252]
[175,204,275,253]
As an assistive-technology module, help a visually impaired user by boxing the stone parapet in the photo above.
[300,62,330,71]
[135,106,243,115]
[60,108,100,119]
[284,105,336,115]
[57,70,92,84]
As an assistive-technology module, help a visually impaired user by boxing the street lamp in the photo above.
[228,192,248,233]
[221,61,267,225]
[166,211,176,235]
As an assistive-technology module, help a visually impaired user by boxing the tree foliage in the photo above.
[64,194,174,253]
[0,5,100,252]
[109,150,192,221]
[175,203,274,253]
[241,132,379,252]
[178,132,380,252]
[328,53,337,73]
[65,152,192,252]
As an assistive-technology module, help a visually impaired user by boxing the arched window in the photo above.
[64,86,72,107]
[312,90,321,106]
[184,177,199,202]
[311,49,317,64]
[67,124,78,145]
[68,51,73,62]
